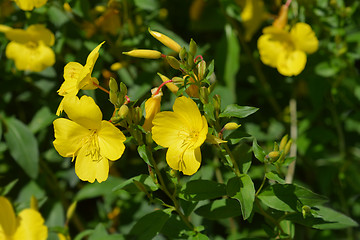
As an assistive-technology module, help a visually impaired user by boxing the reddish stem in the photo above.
[161,54,167,58]
[93,81,110,94]
[285,0,292,7]
[194,55,204,63]
[155,79,173,95]
[125,95,130,103]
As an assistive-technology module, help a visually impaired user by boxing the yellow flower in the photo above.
[257,22,318,76]
[14,0,47,11]
[152,96,208,175]
[53,95,126,183]
[56,42,104,115]
[237,0,269,41]
[0,196,48,240]
[0,24,55,72]
[143,88,162,132]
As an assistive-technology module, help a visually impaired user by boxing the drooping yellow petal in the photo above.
[0,196,17,238]
[57,62,84,96]
[53,118,89,158]
[192,116,208,149]
[98,121,126,161]
[13,209,48,240]
[6,41,55,72]
[166,145,201,175]
[152,111,188,148]
[277,49,307,76]
[63,95,102,130]
[75,147,109,183]
[290,22,318,54]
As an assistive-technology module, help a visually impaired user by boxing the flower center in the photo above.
[82,130,102,162]
[178,129,199,149]
[26,41,39,49]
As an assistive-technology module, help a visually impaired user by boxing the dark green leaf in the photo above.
[129,210,170,240]
[286,206,358,230]
[134,0,159,11]
[75,177,122,201]
[29,106,57,134]
[4,117,39,179]
[219,104,259,119]
[0,179,18,196]
[112,174,158,194]
[89,223,125,240]
[179,179,226,201]
[137,145,153,166]
[205,60,214,80]
[265,171,286,184]
[225,128,252,145]
[195,198,242,219]
[315,61,339,78]
[227,174,255,220]
[203,103,215,121]
[258,184,328,212]
[48,5,70,27]
[232,142,252,174]
[252,138,266,163]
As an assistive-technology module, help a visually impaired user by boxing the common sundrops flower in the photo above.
[56,42,104,115]
[257,22,319,76]
[14,0,47,11]
[143,88,162,132]
[0,24,55,72]
[152,96,208,175]
[53,95,126,183]
[0,196,48,240]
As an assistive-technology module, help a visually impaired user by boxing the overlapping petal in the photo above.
[98,121,126,161]
[277,49,307,76]
[172,96,203,130]
[13,209,48,240]
[290,22,319,54]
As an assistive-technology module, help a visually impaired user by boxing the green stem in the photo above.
[147,146,194,231]
[223,143,241,176]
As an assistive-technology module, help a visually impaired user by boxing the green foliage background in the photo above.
[0,0,360,239]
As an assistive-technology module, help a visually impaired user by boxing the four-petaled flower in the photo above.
[257,22,318,76]
[152,96,208,175]
[0,196,48,240]
[56,42,104,115]
[53,95,126,183]
[0,24,55,72]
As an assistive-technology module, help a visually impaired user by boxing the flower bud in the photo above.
[179,47,187,61]
[302,205,312,219]
[284,139,293,155]
[273,5,288,29]
[110,62,125,71]
[30,195,38,210]
[224,122,241,130]
[133,106,142,125]
[123,49,162,59]
[189,38,197,57]
[118,104,129,119]
[143,88,162,132]
[197,60,206,80]
[267,151,280,159]
[158,73,179,94]
[213,94,221,117]
[149,28,182,53]
[199,86,209,104]
[187,52,195,69]
[171,77,184,84]
[66,201,77,221]
[166,56,181,70]
[109,77,118,92]
[279,134,288,151]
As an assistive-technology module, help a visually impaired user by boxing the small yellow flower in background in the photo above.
[0,196,48,240]
[56,42,104,115]
[257,22,318,76]
[143,88,162,132]
[14,0,47,11]
[53,95,126,183]
[152,96,208,175]
[0,24,55,72]
[237,0,269,41]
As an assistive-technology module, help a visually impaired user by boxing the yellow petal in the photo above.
[257,34,283,68]
[143,95,161,132]
[75,147,109,183]
[241,0,266,41]
[63,95,102,130]
[6,42,55,72]
[172,96,203,131]
[53,118,89,157]
[57,62,84,96]
[0,197,17,237]
[4,29,29,43]
[26,25,54,46]
[152,111,187,148]
[33,0,47,9]
[192,116,208,148]
[277,49,307,76]
[13,209,48,240]
[14,0,35,11]
[290,22,318,54]
[98,121,126,161]
[166,145,201,175]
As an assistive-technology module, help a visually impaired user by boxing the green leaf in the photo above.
[219,104,259,118]
[232,142,252,174]
[137,145,153,166]
[265,171,286,184]
[112,174,158,194]
[286,206,358,230]
[225,128,252,145]
[129,210,170,240]
[227,174,255,220]
[314,61,339,78]
[203,103,215,121]
[257,184,328,212]
[195,198,242,219]
[47,5,70,27]
[252,138,266,163]
[4,117,39,179]
[179,179,226,201]
[0,179,18,196]
[205,60,215,80]
[75,177,122,201]
[29,106,57,134]
[89,223,125,240]
[134,0,159,11]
